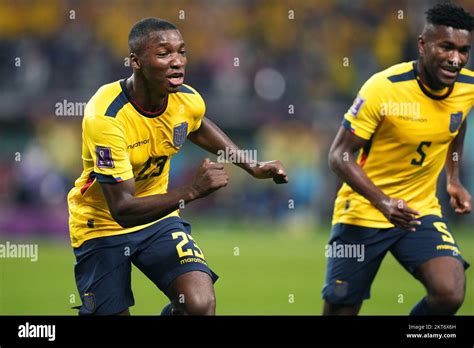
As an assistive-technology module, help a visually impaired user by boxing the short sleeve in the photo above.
[189,87,206,132]
[192,105,205,132]
[82,115,134,183]
[343,75,384,140]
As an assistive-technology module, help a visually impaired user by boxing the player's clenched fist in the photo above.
[251,160,289,184]
[447,182,472,215]
[189,158,229,199]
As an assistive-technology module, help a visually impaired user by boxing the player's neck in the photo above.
[126,75,167,113]
[415,60,448,92]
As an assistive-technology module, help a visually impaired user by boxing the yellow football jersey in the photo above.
[333,61,474,228]
[68,80,205,247]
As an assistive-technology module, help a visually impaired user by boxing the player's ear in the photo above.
[130,52,141,70]
[418,35,425,57]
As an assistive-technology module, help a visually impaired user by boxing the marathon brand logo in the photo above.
[127,139,150,150]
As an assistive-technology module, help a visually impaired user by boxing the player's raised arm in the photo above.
[445,120,472,214]
[100,158,228,228]
[329,126,420,231]
[188,117,288,184]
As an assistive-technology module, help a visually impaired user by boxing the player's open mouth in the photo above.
[167,72,184,87]
[440,66,459,79]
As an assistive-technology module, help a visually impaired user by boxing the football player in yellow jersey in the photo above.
[68,18,288,316]
[323,3,473,315]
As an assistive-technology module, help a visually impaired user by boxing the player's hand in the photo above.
[447,182,472,214]
[190,158,229,199]
[250,160,288,184]
[376,197,421,232]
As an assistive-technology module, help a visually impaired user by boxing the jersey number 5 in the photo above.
[433,222,455,244]
[411,141,432,166]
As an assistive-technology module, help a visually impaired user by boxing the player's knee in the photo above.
[179,292,216,315]
[429,283,465,313]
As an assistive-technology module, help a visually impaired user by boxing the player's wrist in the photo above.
[446,178,461,189]
[372,195,392,212]
[237,161,259,177]
[184,185,201,201]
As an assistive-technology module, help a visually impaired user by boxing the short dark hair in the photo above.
[426,2,474,31]
[128,18,178,54]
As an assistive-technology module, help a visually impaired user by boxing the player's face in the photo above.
[137,30,187,94]
[419,26,471,88]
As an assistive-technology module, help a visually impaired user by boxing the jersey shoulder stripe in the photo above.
[178,85,196,94]
[84,81,123,117]
[104,90,128,117]
[360,62,415,90]
[387,69,416,83]
[383,61,416,83]
[457,72,474,84]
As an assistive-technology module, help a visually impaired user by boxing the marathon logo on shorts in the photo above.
[449,111,463,133]
[95,146,114,168]
[173,122,188,147]
[349,95,365,117]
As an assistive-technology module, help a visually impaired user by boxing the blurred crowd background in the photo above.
[1,0,474,240]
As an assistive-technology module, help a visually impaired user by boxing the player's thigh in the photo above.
[323,223,401,306]
[73,236,134,315]
[131,219,218,295]
[390,215,469,283]
[415,256,465,300]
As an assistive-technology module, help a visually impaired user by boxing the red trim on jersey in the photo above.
[120,78,168,118]
[130,96,168,116]
[80,175,95,195]
[359,152,368,168]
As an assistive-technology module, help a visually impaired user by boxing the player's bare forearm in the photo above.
[100,159,229,228]
[188,117,254,174]
[329,126,388,206]
[445,120,466,186]
[100,180,197,227]
[445,120,471,214]
[188,118,288,183]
